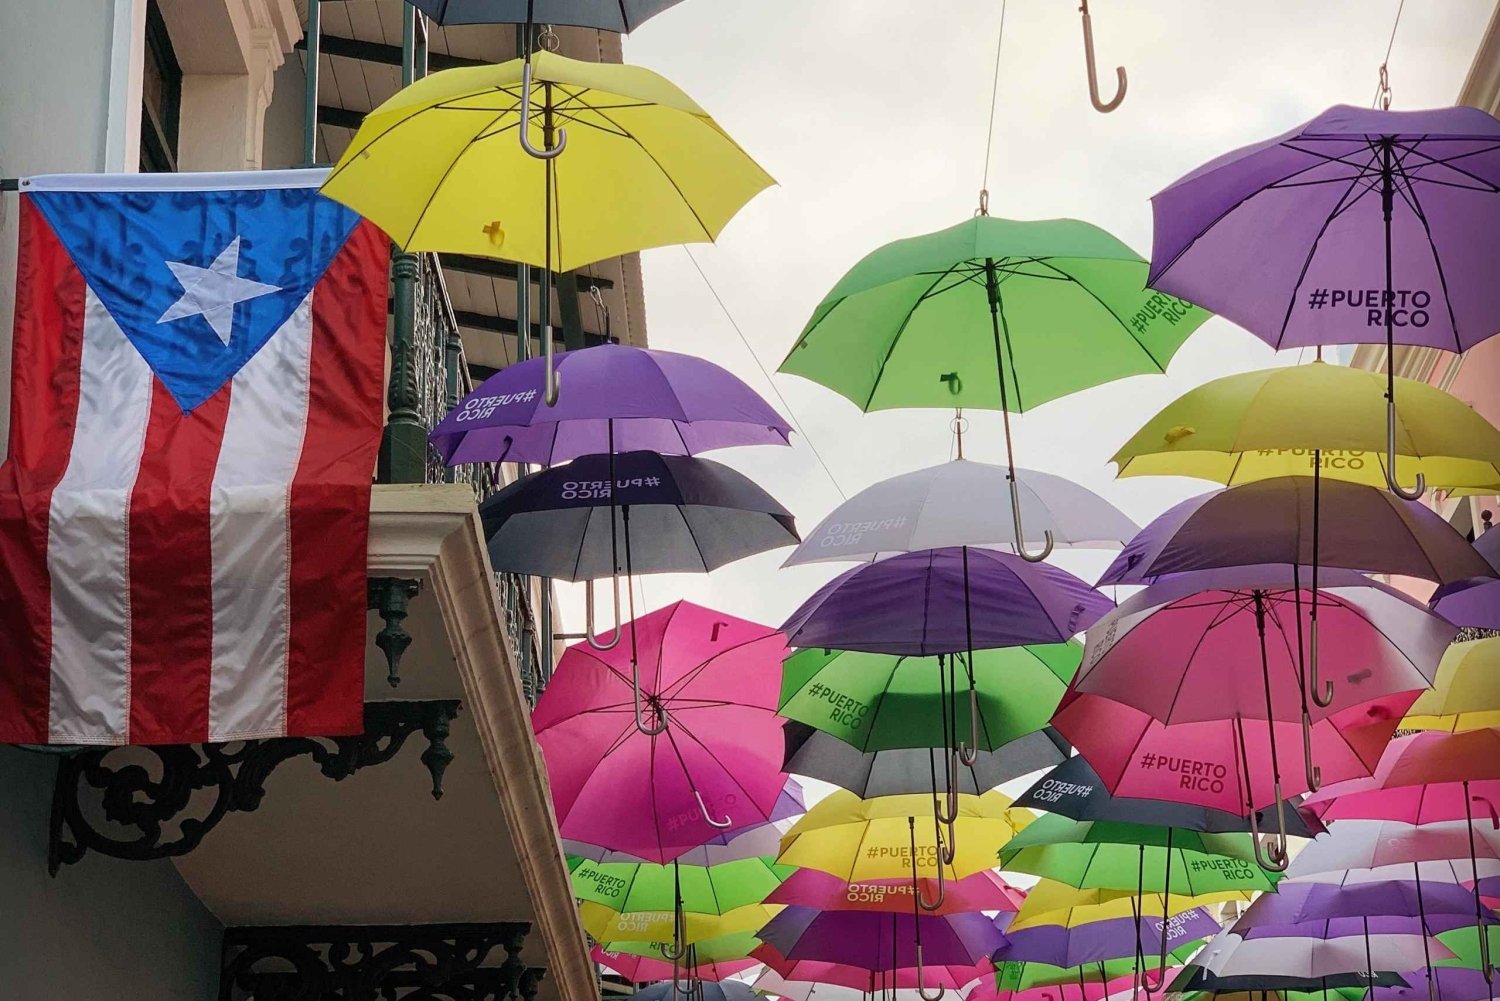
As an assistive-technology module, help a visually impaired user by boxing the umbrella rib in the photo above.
[660,718,767,832]
[322,101,450,186]
[861,266,963,411]
[1268,166,1374,347]
[401,90,519,249]
[1391,147,1464,351]
[1390,137,1500,192]
[1033,258,1171,372]
[657,632,785,701]
[581,100,719,244]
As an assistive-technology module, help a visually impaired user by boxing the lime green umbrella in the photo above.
[778,215,1209,560]
[998,814,1281,894]
[995,955,1175,991]
[1433,924,1500,969]
[599,930,760,963]
[779,644,1079,752]
[568,855,793,915]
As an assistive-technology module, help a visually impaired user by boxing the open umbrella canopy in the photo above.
[402,0,685,28]
[567,854,793,915]
[1301,728,1500,823]
[480,450,798,580]
[778,645,1080,752]
[752,945,989,991]
[563,780,804,864]
[592,945,757,983]
[994,906,1219,968]
[1181,926,1443,988]
[754,969,944,1001]
[757,906,1008,970]
[1009,880,1253,932]
[1286,820,1500,877]
[1432,925,1500,970]
[765,866,1025,916]
[630,982,753,1001]
[777,790,1032,881]
[532,601,789,862]
[781,547,1112,655]
[997,814,1281,893]
[599,930,763,965]
[430,344,791,465]
[994,957,1176,992]
[968,970,1147,1001]
[1012,755,1325,837]
[1430,531,1500,631]
[778,216,1208,414]
[782,721,1070,798]
[1110,362,1500,488]
[1401,640,1500,732]
[322,52,773,271]
[1370,967,1500,1001]
[1096,476,1492,586]
[784,460,1138,565]
[1240,878,1498,925]
[1169,962,1409,994]
[580,899,777,944]
[1173,990,1366,1001]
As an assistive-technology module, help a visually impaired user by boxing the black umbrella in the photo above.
[1168,967,1409,994]
[781,720,1069,799]
[404,0,684,29]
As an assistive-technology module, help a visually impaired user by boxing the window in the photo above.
[139,0,181,173]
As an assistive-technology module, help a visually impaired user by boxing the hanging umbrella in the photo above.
[532,601,788,861]
[782,721,1070,800]
[967,970,1148,1001]
[1177,925,1437,991]
[1400,639,1500,733]
[1012,755,1324,839]
[783,459,1138,566]
[564,780,805,865]
[599,931,762,966]
[430,344,792,465]
[994,958,1178,994]
[580,900,776,944]
[765,866,1026,917]
[757,906,1008,971]
[1150,105,1500,497]
[1285,820,1500,878]
[781,548,1111,654]
[994,906,1219,969]
[322,52,773,404]
[1243,879,1499,926]
[752,945,989,993]
[1172,991,1366,1001]
[1431,531,1500,632]
[1010,880,1254,933]
[778,216,1209,559]
[754,969,943,1001]
[1055,566,1452,863]
[402,0,685,29]
[1372,967,1500,1001]
[592,944,757,983]
[630,982,753,1001]
[568,855,792,915]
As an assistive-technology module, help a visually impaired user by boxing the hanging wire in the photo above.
[977,0,1010,215]
[682,247,848,500]
[1370,0,1406,109]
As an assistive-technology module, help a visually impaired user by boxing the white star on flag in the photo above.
[157,236,281,346]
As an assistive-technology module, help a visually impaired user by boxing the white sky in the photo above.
[554,0,1494,633]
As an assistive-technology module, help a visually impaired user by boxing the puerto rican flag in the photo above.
[0,171,388,745]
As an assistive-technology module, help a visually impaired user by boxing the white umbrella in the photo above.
[753,968,961,1001]
[1193,927,1451,981]
[1286,820,1500,878]
[783,459,1138,567]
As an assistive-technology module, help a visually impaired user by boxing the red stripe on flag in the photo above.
[285,221,389,735]
[0,201,87,742]
[126,380,230,744]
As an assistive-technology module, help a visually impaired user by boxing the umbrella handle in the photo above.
[1308,615,1334,708]
[695,788,732,830]
[1247,783,1290,872]
[1009,477,1055,563]
[915,944,947,1001]
[1078,0,1127,113]
[1476,794,1500,831]
[1386,398,1426,500]
[1302,711,1322,793]
[519,61,568,160]
[585,575,624,651]
[632,650,668,737]
[912,817,946,911]
[955,686,981,766]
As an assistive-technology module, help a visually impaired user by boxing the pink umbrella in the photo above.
[965,971,1175,1001]
[533,601,789,863]
[751,944,988,993]
[766,868,1026,916]
[1057,567,1450,869]
[591,946,757,983]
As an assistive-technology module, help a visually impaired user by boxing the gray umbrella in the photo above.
[782,721,1069,798]
[404,0,685,30]
[480,450,798,581]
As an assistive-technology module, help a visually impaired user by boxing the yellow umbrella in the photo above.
[1112,361,1500,490]
[1402,638,1500,733]
[776,790,1032,898]
[578,900,778,945]
[321,50,773,401]
[1009,878,1254,932]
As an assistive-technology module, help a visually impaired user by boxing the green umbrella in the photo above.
[998,814,1281,894]
[779,644,1079,753]
[600,930,760,963]
[1433,924,1500,969]
[568,855,793,916]
[995,956,1178,991]
[778,215,1209,560]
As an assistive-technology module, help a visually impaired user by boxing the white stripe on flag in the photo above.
[207,289,315,740]
[47,289,153,743]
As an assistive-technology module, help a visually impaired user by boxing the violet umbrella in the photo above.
[751,943,989,993]
[994,906,1220,969]
[1432,529,1500,632]
[753,969,942,1001]
[1150,104,1500,498]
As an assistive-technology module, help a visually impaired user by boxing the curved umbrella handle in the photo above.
[695,788,732,830]
[1308,615,1334,708]
[1078,0,1127,113]
[1248,783,1290,872]
[1386,398,1426,500]
[1303,711,1322,793]
[633,650,668,737]
[1476,794,1500,832]
[519,61,567,160]
[912,817,946,912]
[915,944,947,1001]
[1010,476,1055,563]
[585,574,623,651]
[956,685,981,766]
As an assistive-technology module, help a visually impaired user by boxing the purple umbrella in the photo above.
[756,906,1006,971]
[1374,966,1499,1001]
[1431,528,1500,631]
[430,344,791,465]
[995,908,1220,968]
[1247,879,1500,925]
[1151,104,1500,499]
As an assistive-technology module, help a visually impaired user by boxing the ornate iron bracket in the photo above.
[369,577,423,687]
[48,700,460,874]
[219,922,540,1001]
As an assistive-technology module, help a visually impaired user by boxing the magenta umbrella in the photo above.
[532,600,789,863]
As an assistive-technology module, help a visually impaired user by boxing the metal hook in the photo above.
[585,574,623,651]
[956,685,981,766]
[1078,0,1127,113]
[1386,398,1426,500]
[1302,711,1322,793]
[518,61,567,159]
[695,788,731,830]
[1010,476,1055,563]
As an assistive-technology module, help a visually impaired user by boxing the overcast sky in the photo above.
[556,0,1494,632]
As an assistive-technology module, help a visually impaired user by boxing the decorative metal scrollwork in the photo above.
[218,922,541,1001]
[48,700,460,874]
